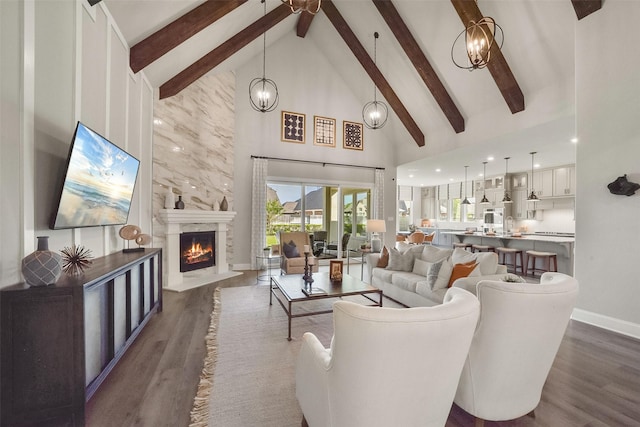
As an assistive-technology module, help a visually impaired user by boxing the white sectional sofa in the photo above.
[366,244,510,307]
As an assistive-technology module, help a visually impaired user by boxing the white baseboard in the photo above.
[232,263,252,271]
[572,308,640,340]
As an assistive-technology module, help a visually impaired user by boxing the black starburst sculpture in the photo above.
[60,245,94,275]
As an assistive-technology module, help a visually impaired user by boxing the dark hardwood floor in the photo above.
[86,271,640,427]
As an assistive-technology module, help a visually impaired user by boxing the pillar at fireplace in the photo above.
[158,209,240,292]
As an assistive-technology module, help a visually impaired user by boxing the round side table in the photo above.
[256,254,282,284]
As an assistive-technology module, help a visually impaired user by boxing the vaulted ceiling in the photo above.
[105,0,601,185]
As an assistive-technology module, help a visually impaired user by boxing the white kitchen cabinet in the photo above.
[533,169,553,198]
[512,188,527,219]
[438,232,453,248]
[553,166,575,196]
[511,173,527,190]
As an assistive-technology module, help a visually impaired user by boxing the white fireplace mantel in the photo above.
[158,209,240,292]
[158,209,236,224]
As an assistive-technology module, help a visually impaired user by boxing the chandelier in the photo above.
[249,0,279,112]
[362,32,389,130]
[282,0,321,14]
[451,16,503,70]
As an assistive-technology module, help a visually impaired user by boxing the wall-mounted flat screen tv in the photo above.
[50,122,140,229]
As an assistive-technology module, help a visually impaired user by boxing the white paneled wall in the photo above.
[0,0,153,288]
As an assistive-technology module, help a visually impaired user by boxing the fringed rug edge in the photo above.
[188,286,221,427]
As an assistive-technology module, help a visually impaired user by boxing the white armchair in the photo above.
[295,288,480,427]
[454,272,579,425]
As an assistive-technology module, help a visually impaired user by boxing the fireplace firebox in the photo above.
[180,231,215,272]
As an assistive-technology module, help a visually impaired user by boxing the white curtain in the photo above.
[374,168,384,219]
[251,158,268,270]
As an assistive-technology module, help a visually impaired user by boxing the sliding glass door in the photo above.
[267,181,371,258]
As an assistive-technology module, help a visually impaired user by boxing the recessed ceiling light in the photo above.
[449,178,454,181]
[534,163,540,168]
[571,137,578,143]
[487,156,494,161]
[435,168,441,172]
[409,174,414,178]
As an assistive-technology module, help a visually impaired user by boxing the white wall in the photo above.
[0,0,153,288]
[233,35,398,267]
[574,1,640,338]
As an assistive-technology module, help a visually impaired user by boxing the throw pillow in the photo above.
[282,240,300,258]
[396,242,412,253]
[429,258,453,290]
[452,247,476,265]
[376,246,389,268]
[386,247,415,272]
[412,259,431,276]
[421,245,453,263]
[448,261,478,288]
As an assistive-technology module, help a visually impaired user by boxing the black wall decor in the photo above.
[607,174,640,196]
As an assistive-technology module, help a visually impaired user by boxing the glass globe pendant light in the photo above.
[249,0,279,113]
[362,32,388,129]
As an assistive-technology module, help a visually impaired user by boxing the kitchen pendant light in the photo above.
[527,151,539,202]
[362,32,389,130]
[502,157,513,203]
[462,165,471,205]
[480,161,490,205]
[249,0,279,113]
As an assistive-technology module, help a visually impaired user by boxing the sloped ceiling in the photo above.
[105,0,599,186]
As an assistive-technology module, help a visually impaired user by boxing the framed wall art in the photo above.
[281,111,306,144]
[313,116,336,147]
[343,120,364,151]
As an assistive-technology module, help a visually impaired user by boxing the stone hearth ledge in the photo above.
[158,209,241,292]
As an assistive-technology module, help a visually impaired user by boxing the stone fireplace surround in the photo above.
[158,209,241,292]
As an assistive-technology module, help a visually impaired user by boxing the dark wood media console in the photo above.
[1,248,162,426]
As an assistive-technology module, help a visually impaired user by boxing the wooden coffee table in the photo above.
[269,272,383,340]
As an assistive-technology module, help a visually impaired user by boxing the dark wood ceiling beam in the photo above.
[321,0,424,147]
[570,0,602,20]
[296,11,315,37]
[130,0,248,73]
[160,4,291,99]
[372,0,464,134]
[450,0,525,114]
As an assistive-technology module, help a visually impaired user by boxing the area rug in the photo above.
[188,284,399,427]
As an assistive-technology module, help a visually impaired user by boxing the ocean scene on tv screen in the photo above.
[53,124,140,228]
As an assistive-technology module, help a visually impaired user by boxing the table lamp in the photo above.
[367,219,386,253]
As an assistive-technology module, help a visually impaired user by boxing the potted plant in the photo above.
[263,247,271,256]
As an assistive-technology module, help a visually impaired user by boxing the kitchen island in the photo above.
[441,232,575,275]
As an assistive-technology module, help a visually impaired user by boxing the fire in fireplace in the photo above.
[180,231,215,272]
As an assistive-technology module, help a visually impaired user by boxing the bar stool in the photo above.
[496,247,524,275]
[472,244,495,253]
[525,250,558,277]
[453,242,472,251]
